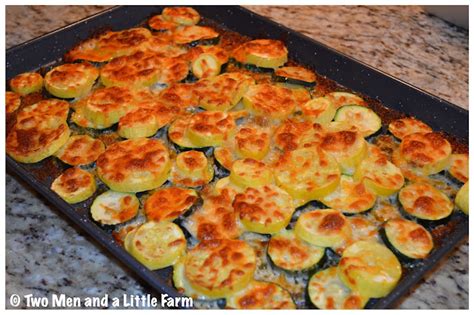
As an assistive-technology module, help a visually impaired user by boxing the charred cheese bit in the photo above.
[321,175,376,214]
[183,239,256,298]
[100,51,161,88]
[325,92,366,109]
[301,97,337,124]
[184,187,243,240]
[273,147,340,201]
[145,187,198,222]
[226,280,295,309]
[448,153,468,183]
[383,218,433,259]
[192,53,221,79]
[96,138,171,192]
[232,39,288,69]
[90,190,139,225]
[334,105,382,137]
[242,83,296,119]
[186,111,236,147]
[398,182,453,220]
[320,125,368,175]
[230,158,273,188]
[354,145,404,196]
[235,125,270,160]
[79,86,136,128]
[399,132,452,175]
[268,229,324,272]
[7,115,70,163]
[171,150,214,187]
[295,209,352,249]
[388,117,432,140]
[455,181,468,215]
[172,25,219,45]
[308,267,368,309]
[51,167,96,204]
[44,63,99,98]
[10,72,43,96]
[338,240,401,298]
[127,221,186,270]
[148,15,179,31]
[162,7,200,25]
[6,91,21,114]
[233,184,294,234]
[195,72,254,111]
[274,119,324,151]
[274,66,316,86]
[55,135,105,166]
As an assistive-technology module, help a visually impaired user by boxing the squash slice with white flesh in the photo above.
[90,191,139,225]
[51,167,96,204]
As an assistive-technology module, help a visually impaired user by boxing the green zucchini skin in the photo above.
[397,196,453,228]
[273,73,315,87]
[231,59,275,73]
[379,227,420,263]
[187,36,220,47]
[266,246,327,276]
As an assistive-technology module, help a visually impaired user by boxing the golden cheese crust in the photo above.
[45,62,99,98]
[388,117,432,139]
[91,190,139,225]
[144,187,198,222]
[17,99,69,123]
[162,7,200,25]
[243,83,296,119]
[6,91,21,114]
[448,153,468,183]
[186,111,237,147]
[148,15,179,31]
[275,66,316,83]
[10,72,43,95]
[274,119,324,151]
[232,39,288,68]
[235,124,270,160]
[226,280,295,309]
[184,239,256,298]
[96,138,171,192]
[55,134,105,166]
[51,167,96,204]
[384,218,433,259]
[171,150,214,187]
[172,25,219,45]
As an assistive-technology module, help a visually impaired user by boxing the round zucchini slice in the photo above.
[354,145,405,196]
[455,181,469,215]
[162,7,200,25]
[127,221,186,270]
[235,125,271,160]
[183,239,256,298]
[196,72,254,111]
[10,72,43,96]
[156,56,189,85]
[214,147,236,170]
[308,266,368,309]
[274,66,316,87]
[448,153,468,183]
[242,83,296,119]
[55,135,105,166]
[301,97,337,124]
[294,209,352,248]
[172,25,219,45]
[388,117,432,140]
[186,111,236,147]
[382,218,433,260]
[170,150,214,187]
[321,175,376,214]
[192,53,221,79]
[320,126,368,175]
[230,158,273,188]
[226,280,296,309]
[268,229,324,272]
[168,115,197,148]
[233,184,294,234]
[334,105,382,137]
[51,167,96,204]
[232,39,288,69]
[144,187,198,222]
[90,190,139,225]
[44,62,99,98]
[274,118,324,151]
[338,240,402,298]
[273,147,340,201]
[118,107,161,139]
[399,132,452,175]
[16,98,69,123]
[6,91,21,114]
[325,92,366,109]
[148,14,178,31]
[96,138,171,192]
[399,182,453,220]
[100,51,161,88]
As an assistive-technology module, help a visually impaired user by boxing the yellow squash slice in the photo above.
[185,111,237,147]
[144,187,198,222]
[45,62,99,98]
[301,97,337,124]
[384,218,433,259]
[242,83,296,119]
[6,91,21,114]
[10,72,43,96]
[192,53,221,79]
[172,25,219,45]
[388,117,432,139]
[226,281,295,309]
[90,190,139,225]
[235,124,271,160]
[274,66,316,85]
[55,135,105,166]
[230,158,273,188]
[148,14,178,31]
[325,92,366,109]
[232,39,288,69]
[170,150,214,187]
[455,181,469,215]
[162,7,200,25]
[51,167,96,204]
[448,153,468,183]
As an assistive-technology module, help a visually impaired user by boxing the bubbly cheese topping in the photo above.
[90,191,139,225]
[226,280,295,309]
[163,7,200,25]
[398,182,453,220]
[96,138,171,192]
[17,98,69,123]
[6,91,21,114]
[232,39,288,68]
[275,66,316,83]
[388,117,432,139]
[308,266,368,309]
[45,62,98,98]
[186,111,236,147]
[172,25,219,45]
[243,83,296,119]
[171,150,214,187]
[144,187,198,222]
[274,119,324,151]
[183,239,256,298]
[55,134,105,166]
[10,72,43,95]
[384,218,433,259]
[448,153,468,183]
[51,167,96,204]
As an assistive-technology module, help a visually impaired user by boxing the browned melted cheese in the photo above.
[400,132,451,167]
[55,167,93,193]
[388,117,432,139]
[6,91,21,114]
[232,39,287,63]
[245,84,296,119]
[55,135,105,166]
[274,119,323,150]
[144,187,197,222]
[275,66,316,83]
[148,15,179,31]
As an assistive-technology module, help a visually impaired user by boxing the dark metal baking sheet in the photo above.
[6,5,468,309]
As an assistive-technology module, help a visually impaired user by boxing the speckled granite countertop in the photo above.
[6,5,468,309]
